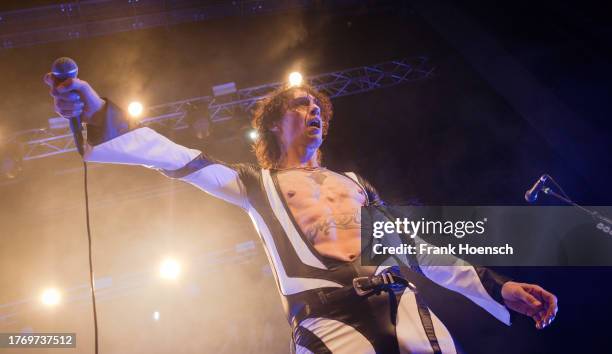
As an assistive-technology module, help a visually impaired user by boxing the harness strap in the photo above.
[377,206,442,354]
[291,269,415,328]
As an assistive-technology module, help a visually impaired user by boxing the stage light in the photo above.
[127,101,143,118]
[159,258,181,279]
[152,311,160,321]
[288,72,303,87]
[48,117,69,130]
[247,129,259,141]
[212,82,237,97]
[41,288,61,306]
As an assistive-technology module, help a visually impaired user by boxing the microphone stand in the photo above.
[539,184,612,234]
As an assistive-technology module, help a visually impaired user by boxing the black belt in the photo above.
[290,270,441,354]
[291,271,416,328]
[353,271,415,296]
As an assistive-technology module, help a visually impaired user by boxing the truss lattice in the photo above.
[10,57,433,161]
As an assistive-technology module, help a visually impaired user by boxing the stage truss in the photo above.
[12,57,434,161]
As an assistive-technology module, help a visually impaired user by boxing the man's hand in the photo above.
[501,281,558,329]
[43,73,106,123]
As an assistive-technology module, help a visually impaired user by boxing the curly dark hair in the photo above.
[251,84,333,169]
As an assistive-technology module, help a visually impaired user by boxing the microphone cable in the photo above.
[82,159,99,354]
[51,56,99,354]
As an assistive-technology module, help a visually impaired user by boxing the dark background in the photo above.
[1,1,611,353]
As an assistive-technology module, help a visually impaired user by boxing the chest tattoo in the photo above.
[308,170,328,185]
[304,212,361,240]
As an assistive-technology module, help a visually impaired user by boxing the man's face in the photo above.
[274,89,324,150]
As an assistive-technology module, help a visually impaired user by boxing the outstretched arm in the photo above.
[501,281,558,329]
[357,173,557,328]
[417,263,557,328]
[45,74,249,210]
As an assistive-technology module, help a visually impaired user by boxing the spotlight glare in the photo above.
[127,101,144,118]
[248,130,259,141]
[41,288,61,306]
[288,72,303,87]
[159,259,181,279]
[153,311,160,321]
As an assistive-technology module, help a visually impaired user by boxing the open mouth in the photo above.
[307,119,321,129]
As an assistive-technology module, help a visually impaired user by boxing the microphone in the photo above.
[51,57,84,156]
[524,174,549,203]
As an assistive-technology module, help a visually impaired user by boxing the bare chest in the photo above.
[275,169,366,209]
[274,169,367,261]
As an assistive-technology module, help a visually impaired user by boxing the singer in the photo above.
[45,74,557,354]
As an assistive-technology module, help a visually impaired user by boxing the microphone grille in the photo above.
[51,57,78,81]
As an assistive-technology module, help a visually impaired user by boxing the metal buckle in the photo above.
[353,277,374,296]
[381,272,394,284]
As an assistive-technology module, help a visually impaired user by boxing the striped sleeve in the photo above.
[83,100,249,210]
[351,172,512,325]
